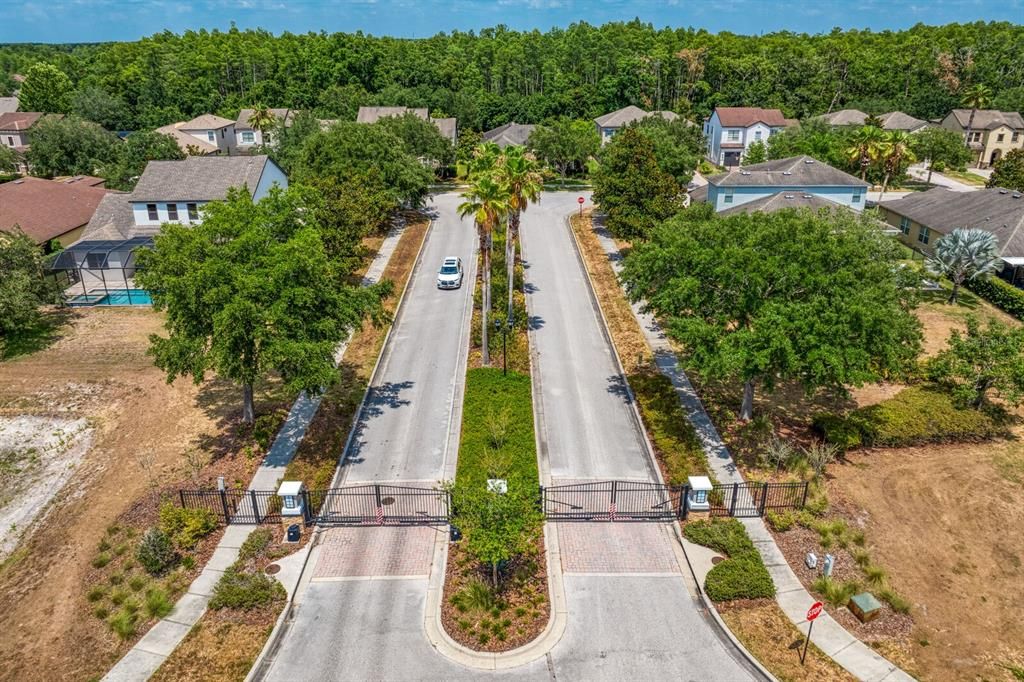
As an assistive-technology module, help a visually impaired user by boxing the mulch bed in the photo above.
[440,534,550,652]
[769,520,914,643]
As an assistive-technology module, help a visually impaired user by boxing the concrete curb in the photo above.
[582,210,914,682]
[421,204,568,669]
[247,215,434,681]
[563,211,773,681]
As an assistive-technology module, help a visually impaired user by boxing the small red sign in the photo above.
[806,601,824,621]
[577,196,585,204]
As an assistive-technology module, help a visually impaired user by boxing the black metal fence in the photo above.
[178,480,806,526]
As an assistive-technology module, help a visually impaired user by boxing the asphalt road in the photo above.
[519,192,652,482]
[340,193,477,484]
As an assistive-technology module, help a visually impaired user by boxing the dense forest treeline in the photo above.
[1,20,1022,132]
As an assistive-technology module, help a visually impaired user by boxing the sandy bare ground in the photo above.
[0,308,240,680]
[0,416,93,559]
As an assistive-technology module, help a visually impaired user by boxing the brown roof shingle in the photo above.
[0,111,44,132]
[0,176,113,244]
[715,107,790,128]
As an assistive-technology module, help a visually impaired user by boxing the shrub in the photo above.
[144,587,174,619]
[93,606,109,620]
[86,586,107,602]
[450,578,498,613]
[682,518,755,557]
[931,160,946,172]
[91,552,111,569]
[209,568,285,610]
[816,386,1005,448]
[704,553,776,601]
[128,575,147,592]
[966,276,1024,319]
[863,564,887,587]
[237,528,273,563]
[765,509,796,532]
[108,610,137,641]
[878,587,912,614]
[159,503,217,550]
[813,576,859,608]
[136,528,177,576]
[812,413,863,450]
[110,588,129,606]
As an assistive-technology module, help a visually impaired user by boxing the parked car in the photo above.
[437,256,463,289]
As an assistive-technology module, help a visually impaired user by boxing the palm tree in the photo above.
[249,104,277,144]
[458,175,510,366]
[846,125,886,181]
[960,84,992,167]
[467,142,502,179]
[878,131,917,201]
[926,228,1003,304]
[493,146,543,320]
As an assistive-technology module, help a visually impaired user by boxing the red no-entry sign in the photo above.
[577,196,585,204]
[806,601,823,621]
[801,601,824,665]
[578,196,585,216]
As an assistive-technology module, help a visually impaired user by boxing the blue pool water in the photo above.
[69,289,152,306]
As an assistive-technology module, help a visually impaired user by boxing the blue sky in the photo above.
[4,0,1022,44]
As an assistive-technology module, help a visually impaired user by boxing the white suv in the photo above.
[437,256,463,289]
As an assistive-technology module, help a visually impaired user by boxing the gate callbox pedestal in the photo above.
[687,476,713,512]
[277,480,305,541]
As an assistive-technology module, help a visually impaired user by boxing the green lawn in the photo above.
[456,367,538,489]
[941,168,988,186]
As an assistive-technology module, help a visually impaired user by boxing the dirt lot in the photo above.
[826,439,1024,681]
[0,307,284,680]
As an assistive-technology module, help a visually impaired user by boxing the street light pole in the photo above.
[495,315,514,376]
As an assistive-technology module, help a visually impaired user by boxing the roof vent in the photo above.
[1014,193,1022,199]
[12,179,23,184]
[784,194,794,199]
[803,194,813,198]
[804,159,815,164]
[741,171,751,175]
[999,189,1009,194]
[782,171,793,175]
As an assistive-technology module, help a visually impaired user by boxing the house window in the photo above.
[899,217,911,235]
[997,133,1005,143]
[167,203,178,221]
[207,131,215,142]
[754,130,762,141]
[917,226,931,245]
[1013,132,1020,143]
[5,136,11,146]
[852,191,862,204]
[187,203,199,221]
[970,132,982,143]
[724,190,734,204]
[727,130,740,142]
[242,131,255,144]
[147,203,158,221]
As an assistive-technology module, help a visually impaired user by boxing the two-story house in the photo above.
[940,109,1024,168]
[54,155,287,303]
[155,114,237,156]
[356,106,458,145]
[703,107,796,167]
[0,111,58,171]
[594,105,678,146]
[692,155,868,214]
[235,108,293,151]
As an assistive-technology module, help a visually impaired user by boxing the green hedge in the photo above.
[683,518,776,601]
[814,385,1006,448]
[629,370,708,484]
[209,568,286,610]
[966,276,1024,319]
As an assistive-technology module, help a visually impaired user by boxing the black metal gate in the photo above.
[708,481,809,518]
[542,480,683,521]
[308,484,449,525]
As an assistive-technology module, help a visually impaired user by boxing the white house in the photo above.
[692,155,868,214]
[704,107,796,167]
[594,105,678,146]
[156,114,237,156]
[235,108,293,151]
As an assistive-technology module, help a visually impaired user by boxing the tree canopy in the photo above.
[100,130,185,191]
[527,118,599,178]
[25,115,118,178]
[135,185,388,423]
[987,148,1024,192]
[1,21,1019,131]
[927,317,1024,409]
[0,229,61,342]
[620,205,922,419]
[17,62,72,113]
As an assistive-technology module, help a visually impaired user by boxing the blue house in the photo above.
[696,156,868,214]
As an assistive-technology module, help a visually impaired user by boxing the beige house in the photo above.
[156,114,238,156]
[940,109,1024,168]
[880,186,1024,284]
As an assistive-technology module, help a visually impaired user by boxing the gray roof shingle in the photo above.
[879,111,928,132]
[483,122,536,148]
[356,106,429,123]
[80,192,137,240]
[180,114,235,130]
[235,108,293,131]
[815,109,869,126]
[594,106,678,128]
[881,187,1024,258]
[948,109,1024,131]
[708,155,867,188]
[717,191,846,216]
[131,155,275,202]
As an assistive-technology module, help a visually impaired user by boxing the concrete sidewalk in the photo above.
[588,216,914,682]
[103,221,407,682]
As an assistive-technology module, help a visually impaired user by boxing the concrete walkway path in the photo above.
[588,215,914,682]
[103,221,407,682]
[907,163,980,192]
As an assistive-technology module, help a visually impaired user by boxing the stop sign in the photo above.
[806,601,824,621]
[577,196,585,204]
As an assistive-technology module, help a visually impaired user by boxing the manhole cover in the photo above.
[265,563,281,575]
[381,496,396,506]
[711,556,725,565]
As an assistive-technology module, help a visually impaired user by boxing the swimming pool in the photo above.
[68,289,153,306]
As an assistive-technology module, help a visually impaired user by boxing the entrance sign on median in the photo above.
[801,601,824,664]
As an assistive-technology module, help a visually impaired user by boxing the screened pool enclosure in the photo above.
[49,238,155,306]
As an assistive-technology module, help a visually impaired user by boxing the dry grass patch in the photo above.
[284,216,430,489]
[719,600,856,682]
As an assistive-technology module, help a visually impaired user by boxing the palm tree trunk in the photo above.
[949,280,961,304]
[482,244,491,366]
[965,109,978,167]
[926,164,934,185]
[879,171,891,201]
[507,212,520,322]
